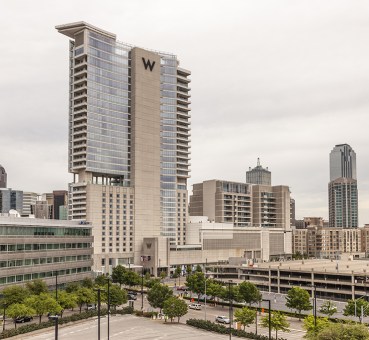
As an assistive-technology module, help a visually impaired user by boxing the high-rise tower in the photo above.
[0,165,7,188]
[246,158,271,186]
[330,144,356,181]
[56,22,191,270]
[328,144,358,228]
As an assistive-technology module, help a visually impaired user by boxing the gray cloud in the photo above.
[1,0,368,224]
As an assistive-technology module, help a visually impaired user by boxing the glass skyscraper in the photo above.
[328,144,358,228]
[56,22,191,270]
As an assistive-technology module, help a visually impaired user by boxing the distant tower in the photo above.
[330,144,356,181]
[246,158,271,186]
[0,165,7,188]
[328,144,358,228]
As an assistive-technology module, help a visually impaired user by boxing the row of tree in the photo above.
[0,277,129,329]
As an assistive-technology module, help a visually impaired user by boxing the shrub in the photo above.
[0,307,134,338]
[186,318,287,340]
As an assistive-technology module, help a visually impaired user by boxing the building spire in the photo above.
[257,157,260,167]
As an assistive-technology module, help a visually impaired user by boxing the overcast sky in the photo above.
[1,0,368,223]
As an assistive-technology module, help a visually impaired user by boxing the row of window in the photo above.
[0,226,91,237]
[0,255,91,268]
[0,267,91,285]
[0,243,91,252]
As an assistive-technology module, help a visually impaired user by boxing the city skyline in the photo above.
[1,1,369,223]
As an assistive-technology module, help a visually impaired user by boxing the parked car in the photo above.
[15,316,33,323]
[215,315,230,324]
[127,291,138,296]
[128,293,137,300]
[87,304,97,310]
[188,303,201,310]
[176,286,188,291]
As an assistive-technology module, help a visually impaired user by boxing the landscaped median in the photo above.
[186,318,287,340]
[1,307,134,339]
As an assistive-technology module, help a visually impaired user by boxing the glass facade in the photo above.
[160,55,179,239]
[86,32,131,181]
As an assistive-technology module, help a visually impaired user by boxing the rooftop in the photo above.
[245,259,369,275]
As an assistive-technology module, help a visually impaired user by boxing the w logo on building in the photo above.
[142,57,155,71]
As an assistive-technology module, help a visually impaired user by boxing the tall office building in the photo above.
[56,22,191,269]
[0,188,23,214]
[330,144,356,181]
[328,144,358,228]
[246,158,271,186]
[0,165,6,188]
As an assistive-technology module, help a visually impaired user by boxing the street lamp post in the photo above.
[204,258,207,321]
[228,280,232,340]
[107,276,110,340]
[94,288,103,340]
[55,271,58,301]
[141,266,144,310]
[262,299,271,340]
[308,284,317,328]
[49,315,59,340]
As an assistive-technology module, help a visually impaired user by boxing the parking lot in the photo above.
[26,314,229,340]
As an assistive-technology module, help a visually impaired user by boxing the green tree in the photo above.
[186,264,192,276]
[285,287,312,320]
[221,284,242,303]
[2,286,29,306]
[175,266,182,286]
[147,283,173,313]
[81,277,94,288]
[112,265,127,288]
[25,293,62,324]
[101,285,127,310]
[238,281,262,305]
[319,300,337,318]
[65,281,80,293]
[303,315,330,338]
[57,291,77,317]
[26,279,48,295]
[185,272,205,301]
[206,281,223,305]
[75,287,95,313]
[343,299,369,323]
[261,311,290,339]
[163,296,188,323]
[123,270,140,287]
[145,277,161,288]
[94,275,108,287]
[311,323,369,340]
[234,307,256,330]
[160,271,167,280]
[6,303,35,329]
[195,264,203,272]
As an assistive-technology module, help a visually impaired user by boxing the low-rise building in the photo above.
[132,216,292,276]
[0,214,93,290]
[211,258,369,301]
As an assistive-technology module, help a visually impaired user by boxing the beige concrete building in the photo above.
[0,215,93,289]
[190,180,252,227]
[292,225,362,259]
[189,179,291,229]
[251,184,290,228]
[57,22,190,272]
[139,216,292,274]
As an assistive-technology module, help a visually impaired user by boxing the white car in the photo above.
[188,303,201,310]
[215,315,230,324]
